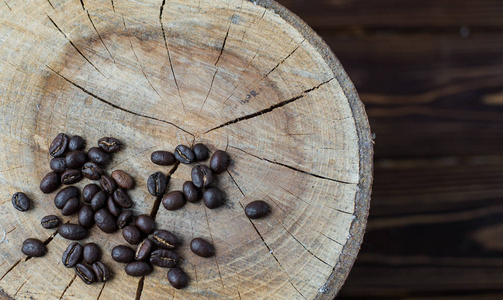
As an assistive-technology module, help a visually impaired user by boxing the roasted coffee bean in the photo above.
[147,172,167,197]
[202,187,224,209]
[190,238,215,258]
[134,214,156,234]
[54,186,80,209]
[41,215,59,229]
[182,181,201,203]
[174,145,195,164]
[50,157,67,173]
[83,184,101,203]
[21,238,47,257]
[92,262,110,282]
[68,135,85,151]
[76,263,96,285]
[94,208,117,233]
[61,169,83,185]
[49,133,68,157]
[150,249,179,268]
[81,162,103,180]
[59,223,87,240]
[40,172,61,194]
[78,205,95,228]
[162,191,186,211]
[193,143,209,161]
[210,150,229,174]
[167,267,189,289]
[88,147,112,166]
[191,165,213,189]
[135,238,153,261]
[65,150,88,169]
[151,151,176,166]
[61,197,80,216]
[113,188,133,208]
[112,245,135,263]
[83,243,101,264]
[111,170,134,190]
[98,137,123,153]
[122,225,143,245]
[117,210,133,229]
[91,191,108,211]
[100,175,117,194]
[245,200,270,219]
[125,261,152,277]
[107,196,122,217]
[62,242,83,268]
[151,230,179,249]
[12,192,30,212]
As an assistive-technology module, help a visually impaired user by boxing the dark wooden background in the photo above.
[276,0,503,299]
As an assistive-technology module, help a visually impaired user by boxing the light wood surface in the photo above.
[0,0,372,299]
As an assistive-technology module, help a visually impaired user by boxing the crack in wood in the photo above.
[206,78,335,133]
[203,208,226,289]
[13,276,31,297]
[45,0,54,10]
[96,282,106,299]
[149,161,180,219]
[110,0,114,13]
[226,169,245,197]
[0,259,22,282]
[86,10,115,63]
[3,0,11,10]
[59,274,77,300]
[79,0,85,10]
[134,276,145,300]
[45,66,194,136]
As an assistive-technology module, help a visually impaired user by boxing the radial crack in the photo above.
[204,208,225,289]
[110,0,115,12]
[46,0,54,9]
[96,282,106,299]
[79,0,85,10]
[0,259,22,282]
[86,10,115,62]
[3,0,11,10]
[14,276,31,297]
[135,276,145,300]
[226,169,244,197]
[58,274,77,300]
[149,161,180,218]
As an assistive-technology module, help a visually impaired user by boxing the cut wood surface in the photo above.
[0,0,372,299]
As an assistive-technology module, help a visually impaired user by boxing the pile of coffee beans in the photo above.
[13,133,271,291]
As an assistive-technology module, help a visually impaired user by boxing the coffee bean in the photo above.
[92,262,110,282]
[210,150,229,174]
[151,151,176,166]
[68,135,85,151]
[150,249,179,268]
[39,172,61,194]
[61,197,80,216]
[122,225,143,245]
[41,215,59,229]
[111,170,134,190]
[202,187,224,209]
[174,145,195,164]
[113,188,133,208]
[167,267,189,289]
[61,169,83,185]
[78,205,95,228]
[190,238,215,258]
[81,162,103,180]
[112,245,135,263]
[245,200,270,219]
[134,214,156,234]
[50,157,67,173]
[65,150,88,169]
[49,133,68,157]
[191,165,213,189]
[135,238,153,261]
[117,210,133,229]
[54,186,80,209]
[151,230,179,249]
[193,143,209,161]
[91,191,108,211]
[59,223,88,240]
[162,191,186,211]
[100,175,117,194]
[83,184,101,203]
[21,238,47,257]
[88,147,112,166]
[147,172,167,197]
[76,263,96,285]
[94,208,117,233]
[125,261,152,277]
[98,137,123,153]
[12,192,30,212]
[83,243,101,265]
[182,181,201,203]
[62,242,83,268]
[107,196,122,217]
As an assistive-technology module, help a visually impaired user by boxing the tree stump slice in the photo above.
[0,0,372,299]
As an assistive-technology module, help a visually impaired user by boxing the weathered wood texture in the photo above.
[276,0,503,298]
[0,0,372,299]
